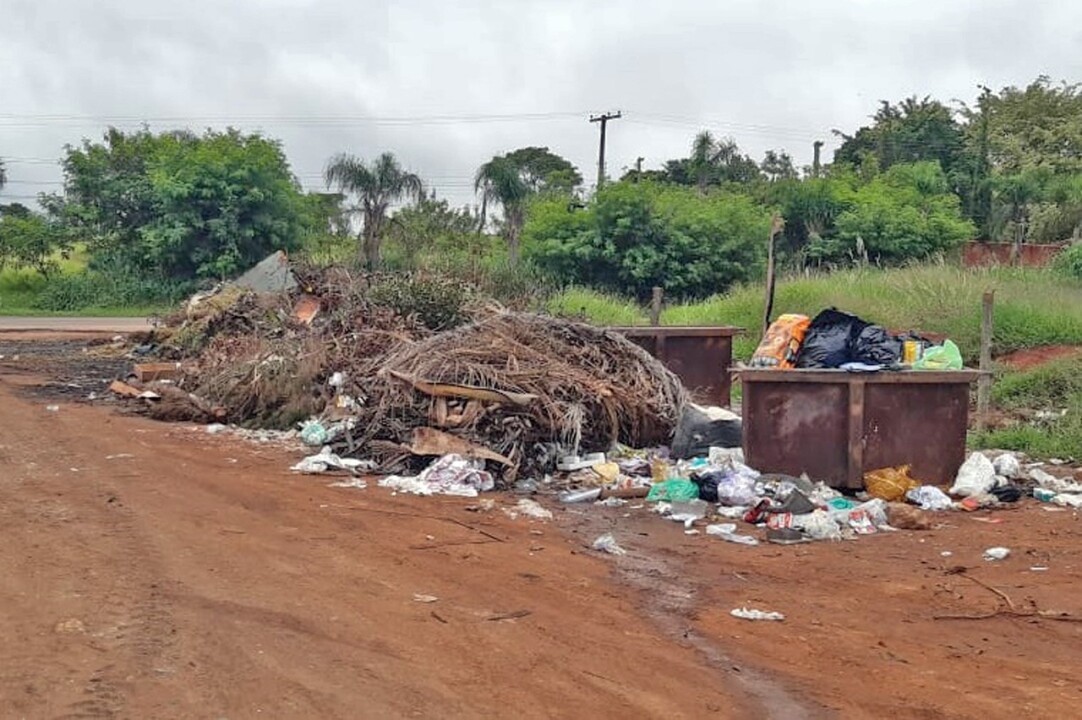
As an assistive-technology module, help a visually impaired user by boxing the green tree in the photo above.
[475,147,581,267]
[834,97,965,178]
[761,150,798,182]
[827,162,975,265]
[324,152,424,269]
[54,127,308,280]
[663,132,762,190]
[385,194,479,267]
[475,157,530,266]
[0,210,65,278]
[524,181,771,299]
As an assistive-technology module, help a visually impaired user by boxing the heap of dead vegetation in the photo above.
[123,264,687,478]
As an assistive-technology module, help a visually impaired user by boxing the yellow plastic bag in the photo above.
[750,314,811,369]
[864,465,921,502]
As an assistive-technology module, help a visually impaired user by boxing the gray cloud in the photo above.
[2,0,1080,208]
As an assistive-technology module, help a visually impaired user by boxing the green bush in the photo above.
[524,181,772,300]
[366,273,474,330]
[32,271,194,312]
[1054,243,1082,279]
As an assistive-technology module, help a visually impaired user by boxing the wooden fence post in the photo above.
[977,290,995,430]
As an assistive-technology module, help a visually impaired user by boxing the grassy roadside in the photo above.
[0,250,167,317]
[549,264,1082,363]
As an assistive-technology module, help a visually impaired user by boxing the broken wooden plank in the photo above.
[409,427,513,467]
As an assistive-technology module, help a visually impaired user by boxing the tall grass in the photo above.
[659,264,1082,361]
[544,287,647,326]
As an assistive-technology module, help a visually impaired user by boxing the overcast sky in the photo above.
[2,0,1080,210]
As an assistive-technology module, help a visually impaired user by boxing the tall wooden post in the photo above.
[977,290,995,430]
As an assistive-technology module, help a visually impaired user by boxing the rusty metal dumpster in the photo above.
[612,326,743,407]
[739,369,982,489]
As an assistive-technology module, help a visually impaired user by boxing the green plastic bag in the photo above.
[646,479,700,503]
[914,339,963,371]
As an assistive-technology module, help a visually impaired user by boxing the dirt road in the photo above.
[2,342,1082,719]
[0,317,152,333]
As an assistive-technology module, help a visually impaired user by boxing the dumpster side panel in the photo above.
[863,383,971,485]
[743,381,850,485]
[662,334,733,407]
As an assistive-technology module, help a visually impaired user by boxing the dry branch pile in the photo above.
[341,311,687,477]
[130,265,688,478]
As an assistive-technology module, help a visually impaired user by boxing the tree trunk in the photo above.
[476,194,488,235]
[507,227,521,268]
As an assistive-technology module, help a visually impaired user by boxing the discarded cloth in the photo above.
[292,446,375,475]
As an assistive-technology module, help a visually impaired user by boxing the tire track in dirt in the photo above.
[0,399,178,720]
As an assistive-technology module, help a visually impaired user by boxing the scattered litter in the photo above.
[412,594,439,603]
[794,511,843,541]
[1030,566,1049,572]
[592,533,627,555]
[940,551,953,557]
[292,446,374,475]
[706,524,760,545]
[503,498,553,521]
[685,529,700,535]
[730,607,785,622]
[205,423,228,435]
[950,453,997,497]
[328,477,368,489]
[379,454,494,497]
[906,485,953,511]
[45,405,60,412]
[992,454,1022,479]
[646,479,700,503]
[105,453,134,460]
[560,488,603,504]
[984,547,1011,561]
[766,528,809,545]
[595,496,627,508]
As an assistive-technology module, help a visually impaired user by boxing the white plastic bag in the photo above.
[992,454,1022,480]
[949,452,996,497]
[905,485,954,511]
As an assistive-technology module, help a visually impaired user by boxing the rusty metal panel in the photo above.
[739,370,980,489]
[743,380,850,486]
[611,327,741,407]
[863,383,971,485]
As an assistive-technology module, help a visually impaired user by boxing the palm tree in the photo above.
[324,152,424,269]
[474,157,530,266]
[0,158,7,192]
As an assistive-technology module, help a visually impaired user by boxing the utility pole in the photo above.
[589,111,622,189]
[812,140,824,178]
[634,156,644,183]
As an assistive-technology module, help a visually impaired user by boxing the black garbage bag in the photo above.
[853,325,902,365]
[795,309,870,369]
[670,404,742,460]
[692,470,722,502]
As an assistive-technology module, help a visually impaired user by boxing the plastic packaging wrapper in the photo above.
[646,479,700,503]
[706,524,760,546]
[905,485,954,511]
[291,446,375,475]
[592,533,627,555]
[750,314,811,369]
[864,465,921,502]
[793,510,843,541]
[949,452,997,497]
[731,607,785,621]
[914,340,963,371]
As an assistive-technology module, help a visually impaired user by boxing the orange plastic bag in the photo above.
[864,466,921,502]
[750,314,811,369]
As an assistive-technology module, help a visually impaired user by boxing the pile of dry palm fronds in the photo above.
[122,265,689,477]
[339,311,687,477]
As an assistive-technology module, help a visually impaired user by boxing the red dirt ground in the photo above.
[998,345,1082,371]
[2,341,1082,719]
